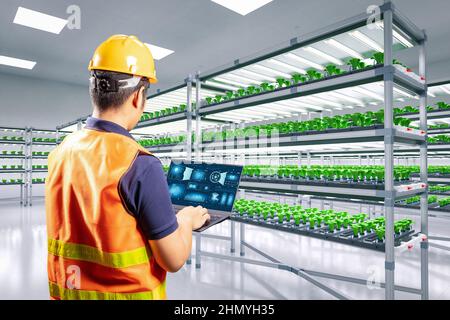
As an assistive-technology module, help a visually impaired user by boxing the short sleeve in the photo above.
[119,155,178,240]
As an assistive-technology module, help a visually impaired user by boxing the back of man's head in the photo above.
[89,70,149,112]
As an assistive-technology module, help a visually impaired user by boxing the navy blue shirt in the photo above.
[85,117,178,240]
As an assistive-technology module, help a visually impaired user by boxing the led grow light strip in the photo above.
[289,99,325,111]
[214,77,247,87]
[324,91,365,105]
[284,53,323,70]
[259,105,297,115]
[352,87,384,101]
[303,47,344,65]
[393,87,417,99]
[441,86,450,95]
[222,73,260,84]
[267,59,306,74]
[227,108,278,117]
[151,96,186,105]
[270,102,307,113]
[304,96,343,108]
[217,111,265,120]
[348,31,384,52]
[210,113,258,122]
[252,64,291,78]
[375,21,414,48]
[205,81,239,91]
[324,39,364,60]
[238,69,277,82]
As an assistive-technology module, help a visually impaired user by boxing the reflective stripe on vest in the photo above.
[48,239,150,269]
[49,280,166,300]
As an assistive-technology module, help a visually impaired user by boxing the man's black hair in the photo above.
[89,70,149,112]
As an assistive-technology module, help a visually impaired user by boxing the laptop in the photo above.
[166,160,243,232]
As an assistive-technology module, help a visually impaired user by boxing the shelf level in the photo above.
[0,140,25,145]
[199,66,425,117]
[135,112,188,129]
[0,155,25,159]
[238,179,426,201]
[403,109,450,121]
[0,170,26,174]
[145,126,425,154]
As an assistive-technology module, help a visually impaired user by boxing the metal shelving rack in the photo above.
[26,128,62,206]
[0,126,28,205]
[188,1,429,300]
[0,126,63,206]
[53,1,429,300]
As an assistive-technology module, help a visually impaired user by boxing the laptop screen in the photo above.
[167,160,243,212]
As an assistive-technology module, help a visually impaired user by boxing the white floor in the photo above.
[1,197,450,300]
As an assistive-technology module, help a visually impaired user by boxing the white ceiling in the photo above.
[1,0,450,95]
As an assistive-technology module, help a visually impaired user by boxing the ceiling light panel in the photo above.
[211,0,273,16]
[0,55,36,70]
[13,7,67,34]
[145,43,174,60]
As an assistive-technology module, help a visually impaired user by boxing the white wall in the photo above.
[0,73,90,200]
[0,73,90,130]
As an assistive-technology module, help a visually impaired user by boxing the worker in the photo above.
[45,34,210,300]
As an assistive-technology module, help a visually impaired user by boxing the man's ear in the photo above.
[132,86,145,109]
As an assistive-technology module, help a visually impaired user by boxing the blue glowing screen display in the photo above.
[167,161,243,212]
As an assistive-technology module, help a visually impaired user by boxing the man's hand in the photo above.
[177,206,210,230]
[149,206,210,273]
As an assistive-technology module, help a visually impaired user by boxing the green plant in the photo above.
[291,73,307,85]
[438,197,450,207]
[372,52,384,65]
[324,64,342,76]
[437,102,450,110]
[306,69,322,81]
[347,58,365,71]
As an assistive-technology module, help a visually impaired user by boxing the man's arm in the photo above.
[149,206,209,272]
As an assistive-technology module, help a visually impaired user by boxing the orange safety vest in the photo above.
[45,128,167,300]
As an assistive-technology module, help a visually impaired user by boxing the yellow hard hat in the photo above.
[88,34,157,83]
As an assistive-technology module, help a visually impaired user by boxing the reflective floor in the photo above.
[1,198,449,300]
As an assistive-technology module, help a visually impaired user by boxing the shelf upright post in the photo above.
[185,74,199,267]
[20,128,25,205]
[24,127,31,207]
[383,4,395,300]
[419,30,429,300]
[29,128,34,206]
[195,72,202,163]
[186,75,193,162]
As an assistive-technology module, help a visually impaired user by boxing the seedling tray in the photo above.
[396,202,450,212]
[202,65,380,108]
[231,213,416,252]
[240,176,411,191]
